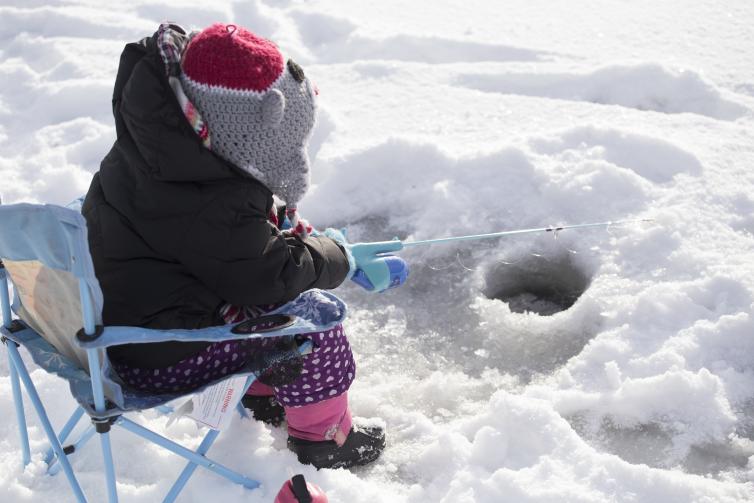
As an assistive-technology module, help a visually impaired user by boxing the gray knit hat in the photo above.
[180,23,316,208]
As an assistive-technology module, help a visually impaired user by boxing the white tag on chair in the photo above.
[168,376,248,431]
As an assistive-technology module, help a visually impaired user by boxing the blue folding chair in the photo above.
[0,202,347,502]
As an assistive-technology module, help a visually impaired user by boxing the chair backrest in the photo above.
[0,203,104,372]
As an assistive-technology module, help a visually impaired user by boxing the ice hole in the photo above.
[483,252,592,315]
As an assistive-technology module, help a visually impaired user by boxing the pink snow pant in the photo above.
[248,381,352,445]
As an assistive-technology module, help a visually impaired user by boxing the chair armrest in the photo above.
[75,288,347,350]
[75,315,337,350]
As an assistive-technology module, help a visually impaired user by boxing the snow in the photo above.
[457,63,749,120]
[1,0,754,501]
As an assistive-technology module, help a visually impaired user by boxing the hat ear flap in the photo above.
[262,89,286,127]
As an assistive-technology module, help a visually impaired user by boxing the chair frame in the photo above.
[0,203,335,503]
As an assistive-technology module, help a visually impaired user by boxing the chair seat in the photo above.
[3,322,260,417]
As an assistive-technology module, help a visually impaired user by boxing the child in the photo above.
[82,22,407,469]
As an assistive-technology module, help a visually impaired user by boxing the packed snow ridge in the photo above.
[457,63,750,120]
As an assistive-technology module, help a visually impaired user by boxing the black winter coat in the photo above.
[82,33,350,368]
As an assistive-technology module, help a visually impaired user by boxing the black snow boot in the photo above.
[241,395,285,426]
[287,425,385,469]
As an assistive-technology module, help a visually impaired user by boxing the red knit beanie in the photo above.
[182,23,284,93]
[180,23,317,209]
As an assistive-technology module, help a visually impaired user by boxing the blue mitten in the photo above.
[351,255,409,292]
[323,231,409,292]
[349,240,409,292]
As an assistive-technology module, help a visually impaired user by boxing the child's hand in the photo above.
[348,240,408,293]
[322,230,410,292]
[351,256,409,292]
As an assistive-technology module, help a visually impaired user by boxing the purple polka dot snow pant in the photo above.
[276,324,355,407]
[113,311,355,407]
[113,338,259,394]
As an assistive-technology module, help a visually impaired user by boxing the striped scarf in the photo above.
[156,23,210,149]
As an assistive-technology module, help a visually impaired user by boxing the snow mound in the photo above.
[530,125,704,184]
[405,392,754,502]
[305,131,679,240]
[0,5,149,40]
[456,63,750,120]
[290,10,550,64]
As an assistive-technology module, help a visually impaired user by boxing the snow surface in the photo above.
[2,1,754,501]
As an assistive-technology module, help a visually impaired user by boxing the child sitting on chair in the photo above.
[82,22,407,469]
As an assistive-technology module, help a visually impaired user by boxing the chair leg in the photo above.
[7,347,31,467]
[49,424,96,476]
[6,342,88,503]
[98,430,119,503]
[45,406,86,467]
[81,344,119,503]
[236,401,250,419]
[163,375,257,502]
[162,429,220,503]
[235,375,256,421]
[156,405,174,415]
[116,417,260,491]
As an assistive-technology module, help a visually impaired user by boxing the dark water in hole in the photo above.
[484,254,591,315]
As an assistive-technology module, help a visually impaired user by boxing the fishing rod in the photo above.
[352,218,653,253]
[400,218,654,248]
[348,219,654,291]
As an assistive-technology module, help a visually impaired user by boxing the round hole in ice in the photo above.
[483,252,591,315]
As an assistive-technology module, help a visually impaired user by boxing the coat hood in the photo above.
[113,26,259,185]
